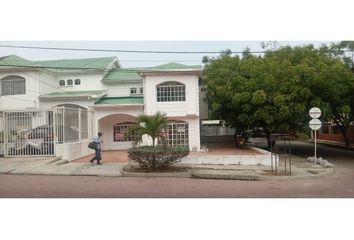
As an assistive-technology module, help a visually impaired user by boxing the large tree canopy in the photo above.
[204,44,354,148]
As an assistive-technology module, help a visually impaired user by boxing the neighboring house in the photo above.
[317,122,354,146]
[0,55,203,159]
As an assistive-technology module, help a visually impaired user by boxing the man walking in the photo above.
[90,132,103,165]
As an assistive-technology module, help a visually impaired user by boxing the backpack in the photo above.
[88,141,97,149]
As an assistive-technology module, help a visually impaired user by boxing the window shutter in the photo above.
[14,79,25,95]
[2,79,14,95]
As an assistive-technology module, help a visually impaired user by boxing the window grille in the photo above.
[113,122,137,142]
[156,82,185,102]
[158,121,189,147]
[1,75,26,95]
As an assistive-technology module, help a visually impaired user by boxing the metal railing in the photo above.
[0,107,92,157]
[200,125,235,136]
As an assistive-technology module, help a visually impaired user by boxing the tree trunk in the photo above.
[265,131,272,150]
[152,137,156,170]
[341,127,350,146]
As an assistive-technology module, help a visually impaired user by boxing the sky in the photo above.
[0,41,332,68]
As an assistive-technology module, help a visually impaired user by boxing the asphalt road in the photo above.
[0,141,353,198]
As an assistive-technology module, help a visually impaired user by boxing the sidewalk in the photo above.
[0,154,335,181]
[308,139,354,150]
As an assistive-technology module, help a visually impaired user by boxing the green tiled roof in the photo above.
[146,62,203,70]
[95,96,144,105]
[36,56,117,69]
[102,69,142,83]
[39,90,107,99]
[0,55,117,70]
[0,55,33,67]
[102,62,202,83]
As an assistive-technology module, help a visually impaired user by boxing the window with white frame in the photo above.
[59,80,65,86]
[1,75,26,95]
[156,81,185,102]
[159,121,189,147]
[140,87,143,94]
[74,79,81,85]
[130,88,137,95]
[113,122,137,142]
[67,79,73,86]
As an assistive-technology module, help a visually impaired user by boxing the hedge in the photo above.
[127,146,189,171]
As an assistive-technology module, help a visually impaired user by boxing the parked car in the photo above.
[8,125,79,155]
[28,125,79,143]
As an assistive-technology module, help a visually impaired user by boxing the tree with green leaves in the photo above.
[204,48,312,149]
[204,44,354,148]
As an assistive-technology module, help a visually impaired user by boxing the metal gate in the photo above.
[3,110,55,157]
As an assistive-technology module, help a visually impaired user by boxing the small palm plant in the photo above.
[128,111,168,147]
[127,112,189,171]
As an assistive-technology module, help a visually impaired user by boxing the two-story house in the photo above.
[0,55,203,159]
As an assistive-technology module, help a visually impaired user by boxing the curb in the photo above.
[121,169,192,178]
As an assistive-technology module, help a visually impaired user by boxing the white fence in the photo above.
[0,107,92,157]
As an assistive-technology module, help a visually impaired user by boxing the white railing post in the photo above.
[78,108,82,141]
[63,107,66,143]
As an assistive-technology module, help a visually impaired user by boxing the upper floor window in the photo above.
[157,81,185,102]
[59,80,65,86]
[67,79,73,86]
[1,75,26,96]
[140,87,143,94]
[130,88,137,95]
[74,79,81,85]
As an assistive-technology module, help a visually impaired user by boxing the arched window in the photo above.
[159,121,189,147]
[156,81,185,102]
[113,122,137,142]
[1,75,26,95]
[74,79,81,85]
[67,79,73,86]
[59,80,65,86]
[130,88,137,95]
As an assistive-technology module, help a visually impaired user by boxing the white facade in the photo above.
[0,55,203,160]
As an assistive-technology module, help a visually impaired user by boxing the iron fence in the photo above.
[0,107,92,157]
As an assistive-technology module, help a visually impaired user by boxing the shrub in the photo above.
[296,132,310,140]
[128,146,189,171]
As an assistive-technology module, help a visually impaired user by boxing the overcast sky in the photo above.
[0,41,332,68]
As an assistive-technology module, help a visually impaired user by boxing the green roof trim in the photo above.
[39,90,107,99]
[95,96,144,105]
[102,69,142,83]
[0,55,117,70]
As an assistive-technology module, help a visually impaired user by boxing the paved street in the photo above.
[0,140,353,197]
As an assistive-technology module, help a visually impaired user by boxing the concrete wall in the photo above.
[106,83,143,97]
[181,147,277,166]
[55,139,92,161]
[54,72,106,91]
[38,71,56,95]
